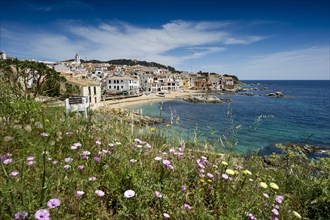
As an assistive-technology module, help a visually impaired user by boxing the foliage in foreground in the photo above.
[0,95,329,219]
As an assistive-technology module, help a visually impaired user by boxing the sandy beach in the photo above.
[94,90,203,110]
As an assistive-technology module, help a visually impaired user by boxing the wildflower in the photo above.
[89,177,97,181]
[3,158,13,164]
[222,173,229,180]
[184,203,192,210]
[40,132,49,137]
[52,160,58,165]
[145,143,151,149]
[225,169,235,175]
[80,151,91,159]
[24,125,32,132]
[94,157,101,163]
[236,165,244,170]
[166,165,174,170]
[166,124,170,127]
[199,174,205,178]
[130,159,137,163]
[245,212,257,220]
[207,179,213,183]
[272,217,279,220]
[14,211,28,219]
[200,169,205,173]
[34,209,50,220]
[64,165,71,170]
[4,136,14,141]
[124,190,135,198]
[292,211,302,219]
[272,208,279,216]
[95,140,101,145]
[76,191,84,198]
[65,131,73,136]
[263,193,269,198]
[163,160,171,166]
[78,165,85,170]
[64,157,73,163]
[182,185,187,192]
[27,156,35,161]
[270,182,279,190]
[275,195,284,204]
[150,127,155,131]
[200,178,205,183]
[243,170,252,175]
[137,144,143,148]
[221,161,228,166]
[47,198,61,209]
[260,182,268,189]
[9,171,19,177]
[95,190,105,197]
[154,156,162,161]
[155,191,162,198]
[207,173,214,178]
[163,213,170,218]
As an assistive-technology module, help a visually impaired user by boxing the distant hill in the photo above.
[63,59,177,73]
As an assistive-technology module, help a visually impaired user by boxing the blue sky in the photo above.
[0,0,329,79]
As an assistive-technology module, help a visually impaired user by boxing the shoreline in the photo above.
[93,90,205,110]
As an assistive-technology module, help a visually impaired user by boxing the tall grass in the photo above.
[1,86,329,219]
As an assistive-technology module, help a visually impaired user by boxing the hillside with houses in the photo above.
[0,52,240,107]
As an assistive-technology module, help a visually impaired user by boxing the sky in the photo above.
[0,0,329,80]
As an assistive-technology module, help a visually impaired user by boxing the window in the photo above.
[121,85,123,89]
[109,86,111,89]
[109,80,111,83]
[121,80,123,83]
[94,87,96,95]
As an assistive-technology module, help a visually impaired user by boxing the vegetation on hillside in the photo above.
[0,75,329,219]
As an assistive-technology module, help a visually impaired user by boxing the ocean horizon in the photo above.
[128,80,330,155]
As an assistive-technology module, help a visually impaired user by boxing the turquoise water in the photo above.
[128,80,330,154]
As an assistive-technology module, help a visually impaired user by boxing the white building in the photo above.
[140,74,181,92]
[106,76,140,94]
[0,51,6,60]
[65,77,102,105]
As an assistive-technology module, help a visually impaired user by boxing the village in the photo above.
[0,51,240,109]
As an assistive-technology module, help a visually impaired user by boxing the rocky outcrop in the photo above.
[96,108,164,125]
[266,92,284,97]
[183,95,231,103]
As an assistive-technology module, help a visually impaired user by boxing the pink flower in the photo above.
[184,203,192,210]
[34,209,50,220]
[155,191,162,198]
[222,174,229,179]
[154,156,162,161]
[47,198,61,208]
[3,158,13,164]
[64,165,71,170]
[64,157,73,163]
[124,190,135,198]
[76,191,84,198]
[163,160,171,166]
[95,140,101,145]
[78,165,85,170]
[10,171,19,176]
[182,185,187,192]
[95,190,105,197]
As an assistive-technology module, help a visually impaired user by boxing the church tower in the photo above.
[75,53,81,66]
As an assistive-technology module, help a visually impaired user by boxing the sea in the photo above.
[128,80,330,155]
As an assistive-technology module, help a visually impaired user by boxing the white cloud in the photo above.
[225,47,330,80]
[1,20,265,66]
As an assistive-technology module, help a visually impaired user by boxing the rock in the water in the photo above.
[183,95,231,103]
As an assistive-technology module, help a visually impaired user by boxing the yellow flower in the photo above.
[207,179,213,183]
[166,124,170,127]
[200,179,205,183]
[270,182,279,190]
[243,170,252,175]
[225,169,235,175]
[45,119,50,123]
[221,161,228,166]
[260,182,268,189]
[292,211,302,219]
[150,127,155,131]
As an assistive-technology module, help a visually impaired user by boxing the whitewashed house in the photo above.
[106,76,140,94]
